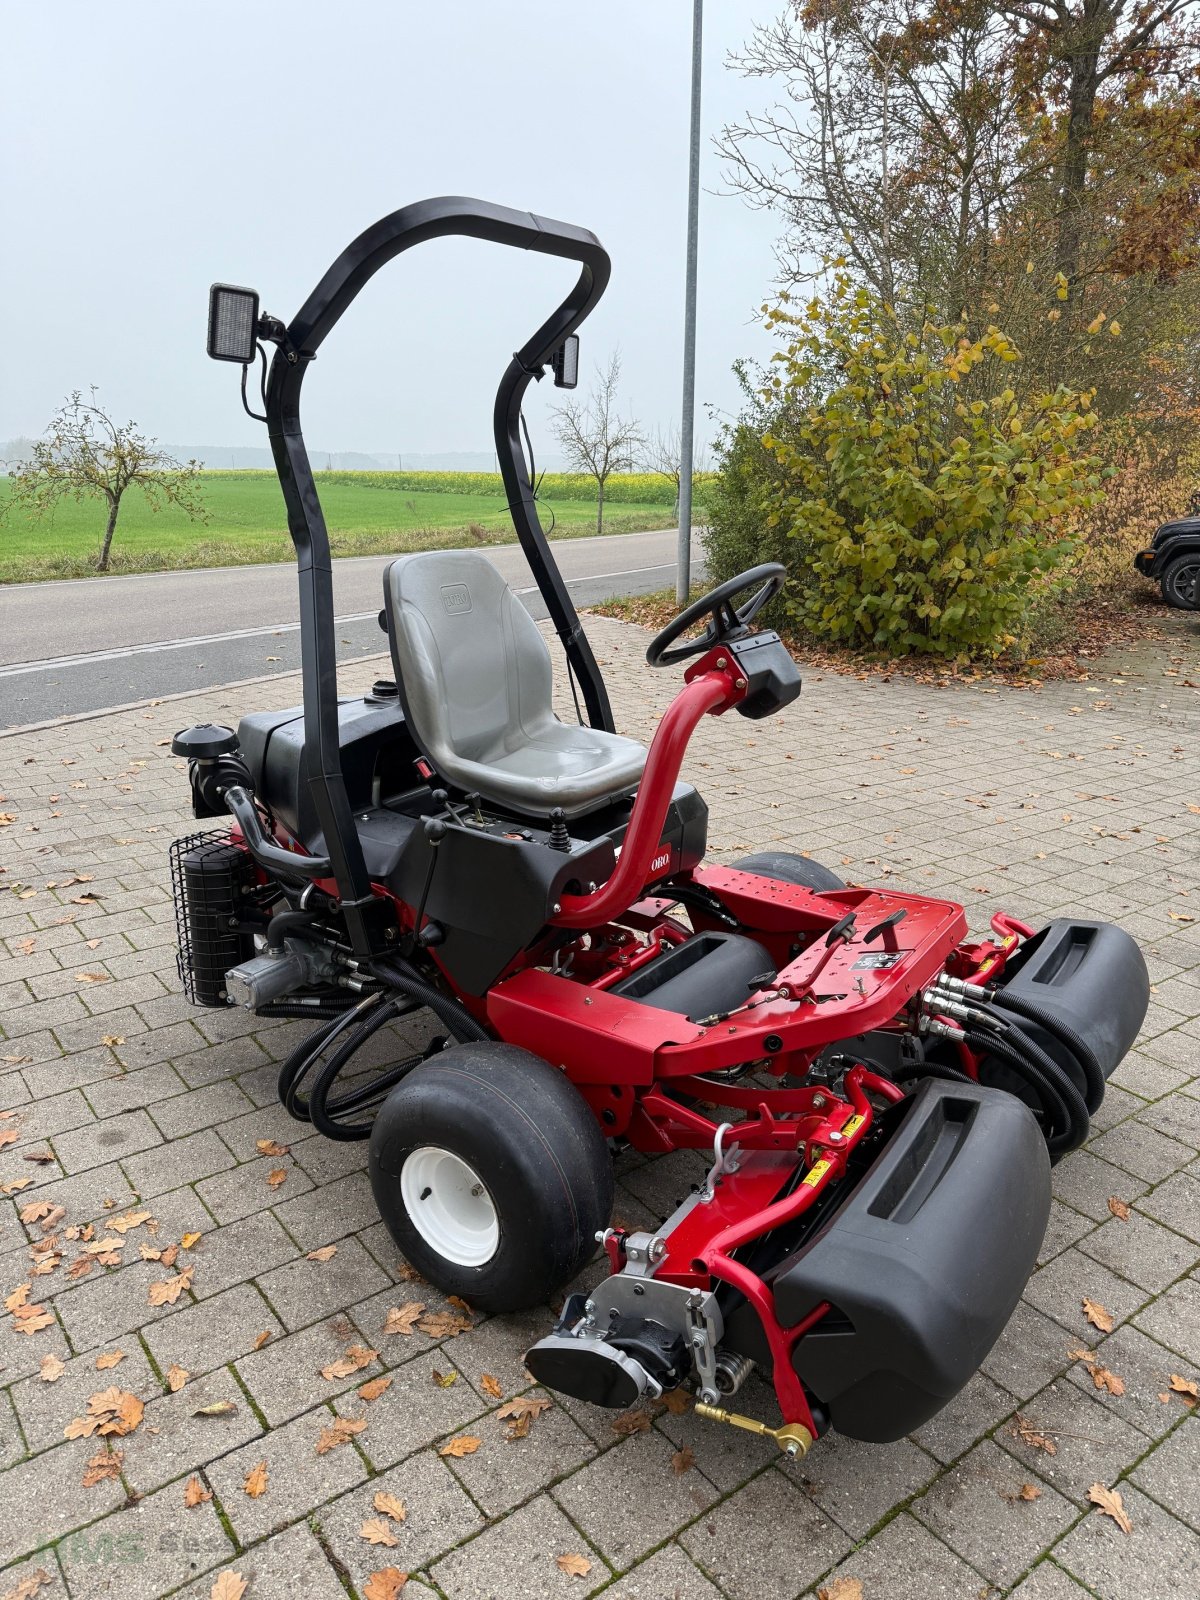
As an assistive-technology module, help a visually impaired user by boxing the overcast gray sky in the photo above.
[1,0,785,461]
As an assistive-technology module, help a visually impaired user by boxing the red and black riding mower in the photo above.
[173,199,1149,1460]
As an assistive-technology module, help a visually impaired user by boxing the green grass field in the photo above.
[0,470,689,583]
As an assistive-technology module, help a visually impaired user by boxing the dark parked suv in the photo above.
[1134,494,1200,609]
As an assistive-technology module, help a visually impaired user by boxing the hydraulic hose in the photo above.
[278,995,385,1122]
[369,955,490,1044]
[963,1024,1088,1160]
[258,999,357,1020]
[986,989,1106,1114]
[307,997,425,1141]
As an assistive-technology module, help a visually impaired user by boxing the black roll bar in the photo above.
[263,197,616,955]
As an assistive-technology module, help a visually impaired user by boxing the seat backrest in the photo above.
[384,550,556,769]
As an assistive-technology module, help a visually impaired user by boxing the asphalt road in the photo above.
[0,527,697,728]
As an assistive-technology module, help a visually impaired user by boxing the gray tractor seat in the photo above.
[384,551,647,819]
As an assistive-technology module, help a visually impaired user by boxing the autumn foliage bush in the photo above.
[707,279,1107,661]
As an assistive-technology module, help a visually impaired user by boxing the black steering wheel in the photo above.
[645,563,787,668]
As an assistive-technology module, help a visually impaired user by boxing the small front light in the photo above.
[207,283,260,363]
[552,334,580,390]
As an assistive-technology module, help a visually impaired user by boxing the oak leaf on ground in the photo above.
[82,1446,123,1486]
[319,1345,379,1381]
[1014,1413,1057,1455]
[382,1303,425,1335]
[315,1416,368,1455]
[480,1373,504,1400]
[438,1435,481,1458]
[373,1491,407,1523]
[358,1376,393,1402]
[39,1354,65,1383]
[1087,1481,1133,1533]
[362,1570,408,1600]
[1107,1196,1131,1222]
[184,1475,213,1507]
[307,1245,338,1262]
[555,1553,592,1578]
[210,1573,248,1600]
[95,1350,125,1370]
[360,1518,399,1547]
[243,1460,269,1498]
[1082,1298,1115,1333]
[817,1581,863,1600]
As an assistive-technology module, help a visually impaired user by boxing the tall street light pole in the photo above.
[676,0,703,606]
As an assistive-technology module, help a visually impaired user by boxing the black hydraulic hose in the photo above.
[369,955,490,1043]
[278,994,386,1121]
[987,989,1106,1114]
[307,998,425,1141]
[264,910,321,951]
[258,999,357,1020]
[890,1059,975,1087]
[964,1024,1088,1160]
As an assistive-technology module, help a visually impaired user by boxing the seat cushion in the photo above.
[385,551,646,818]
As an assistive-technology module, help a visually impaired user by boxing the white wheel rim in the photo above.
[399,1145,499,1267]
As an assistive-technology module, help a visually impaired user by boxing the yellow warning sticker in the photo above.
[841,1113,866,1139]
[802,1158,832,1188]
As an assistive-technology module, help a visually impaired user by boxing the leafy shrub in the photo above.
[717,278,1107,660]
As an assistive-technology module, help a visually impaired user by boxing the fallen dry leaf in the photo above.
[1168,1373,1199,1404]
[82,1445,123,1486]
[382,1303,425,1336]
[480,1373,504,1400]
[1,1177,34,1194]
[416,1309,472,1338]
[432,1369,457,1389]
[315,1416,368,1454]
[148,1265,193,1306]
[307,1245,338,1263]
[1107,1196,1131,1222]
[166,1364,189,1392]
[362,1570,408,1600]
[0,1131,19,1151]
[194,1399,238,1418]
[373,1490,407,1523]
[817,1580,864,1600]
[64,1387,144,1440]
[5,1283,31,1314]
[1087,1481,1133,1533]
[2,1567,55,1600]
[184,1474,213,1507]
[180,1231,202,1250]
[438,1435,481,1458]
[11,1305,54,1335]
[243,1460,269,1499]
[658,1388,693,1416]
[1018,1482,1043,1502]
[320,1345,379,1381]
[108,1209,152,1235]
[1014,1413,1057,1456]
[95,1349,125,1371]
[18,1201,54,1225]
[1092,1365,1126,1397]
[1082,1298,1115,1334]
[671,1446,696,1475]
[358,1376,393,1402]
[253,1330,273,1350]
[497,1395,551,1423]
[611,1409,652,1437]
[256,1139,290,1157]
[101,1035,125,1047]
[266,1168,288,1189]
[74,972,110,984]
[39,1353,66,1383]
[556,1553,592,1578]
[360,1518,399,1548]
[209,1572,248,1600]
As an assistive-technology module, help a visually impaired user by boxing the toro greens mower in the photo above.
[172,198,1150,1458]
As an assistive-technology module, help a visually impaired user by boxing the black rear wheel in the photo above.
[732,850,847,892]
[1161,552,1200,609]
[368,1042,613,1312]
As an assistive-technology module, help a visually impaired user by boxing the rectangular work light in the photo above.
[552,334,580,389]
[207,283,260,363]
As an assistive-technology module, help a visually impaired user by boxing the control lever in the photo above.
[863,909,907,945]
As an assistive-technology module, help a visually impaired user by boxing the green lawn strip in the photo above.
[0,471,681,582]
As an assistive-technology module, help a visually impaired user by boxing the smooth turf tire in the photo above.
[1160,552,1200,610]
[367,1042,613,1313]
[732,850,847,892]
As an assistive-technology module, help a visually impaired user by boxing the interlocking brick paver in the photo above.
[1,613,1198,1597]
[1054,1481,1200,1598]
[911,1439,1076,1587]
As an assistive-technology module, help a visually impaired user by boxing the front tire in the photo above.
[368,1042,613,1312]
[1161,552,1200,609]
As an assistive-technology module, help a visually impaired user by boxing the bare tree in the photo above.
[639,425,710,518]
[549,352,643,534]
[3,389,206,571]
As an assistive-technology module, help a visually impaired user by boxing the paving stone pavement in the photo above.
[1,613,1199,1600]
